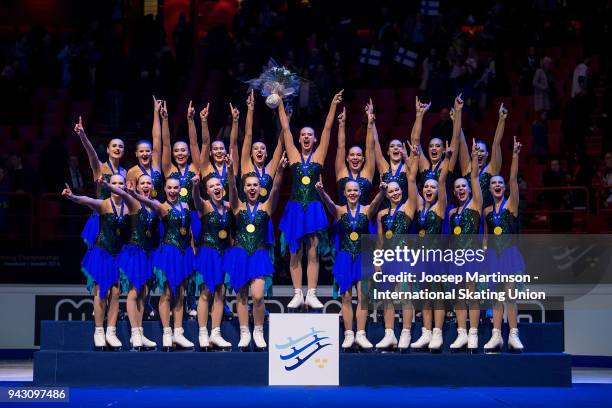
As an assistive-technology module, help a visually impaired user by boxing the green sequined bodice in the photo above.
[169,169,196,210]
[420,164,442,183]
[381,211,412,246]
[450,207,481,248]
[415,208,443,235]
[337,175,372,206]
[289,162,322,206]
[235,209,270,255]
[162,205,192,250]
[480,171,493,208]
[129,207,159,252]
[338,212,369,259]
[486,207,519,251]
[198,207,234,251]
[96,212,129,255]
[151,169,164,201]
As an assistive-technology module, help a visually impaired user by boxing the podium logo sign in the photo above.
[268,313,339,385]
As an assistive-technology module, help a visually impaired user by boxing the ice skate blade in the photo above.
[357,347,373,354]
[210,345,231,352]
[450,345,467,353]
[399,347,411,354]
[254,346,267,352]
[141,346,156,352]
[410,346,429,352]
[429,347,442,354]
[238,346,252,352]
[107,346,122,352]
[341,346,357,353]
[484,346,502,354]
[376,346,398,354]
[173,346,195,352]
[467,347,479,354]
[508,346,523,354]
[162,346,173,352]
[304,306,323,313]
[94,346,106,352]
[129,346,142,352]
[287,307,304,313]
[198,346,209,352]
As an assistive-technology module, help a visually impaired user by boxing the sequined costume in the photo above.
[332,210,369,295]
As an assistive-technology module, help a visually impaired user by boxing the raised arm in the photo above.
[448,96,462,172]
[437,149,450,214]
[315,181,339,219]
[199,103,211,172]
[268,152,288,213]
[191,175,203,212]
[509,136,521,212]
[187,101,202,170]
[98,178,138,210]
[313,90,343,163]
[151,96,162,170]
[488,103,507,174]
[412,97,431,172]
[370,100,389,173]
[470,139,483,209]
[363,100,376,178]
[61,183,103,212]
[241,90,255,173]
[367,182,388,219]
[226,154,240,210]
[405,142,419,216]
[335,107,347,178]
[453,95,470,176]
[229,102,240,174]
[127,188,164,215]
[267,129,285,175]
[278,100,300,162]
[74,116,102,179]
[161,101,173,175]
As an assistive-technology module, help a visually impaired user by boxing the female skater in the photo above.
[315,178,387,351]
[409,96,447,182]
[410,95,462,352]
[126,96,163,199]
[224,156,287,350]
[457,103,508,209]
[373,142,420,351]
[448,139,484,353]
[129,177,196,351]
[62,175,128,350]
[278,91,343,310]
[76,116,126,248]
[192,162,234,351]
[100,175,159,351]
[199,103,240,201]
[483,137,525,353]
[334,101,375,205]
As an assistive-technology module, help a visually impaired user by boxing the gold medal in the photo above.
[385,230,394,239]
[260,187,268,197]
[453,226,462,235]
[246,224,256,233]
[222,189,226,197]
[115,228,121,236]
[218,229,228,239]
[146,230,152,238]
[151,190,157,198]
[419,229,426,237]
[301,176,311,185]
[494,226,503,235]
[179,187,188,197]
[349,231,359,241]
[180,227,187,236]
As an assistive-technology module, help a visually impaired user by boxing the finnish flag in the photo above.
[420,0,440,16]
[360,48,382,66]
[395,48,418,68]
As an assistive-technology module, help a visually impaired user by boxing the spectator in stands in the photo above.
[520,46,539,94]
[66,155,86,195]
[562,83,593,150]
[531,111,549,159]
[533,56,554,113]
[7,153,37,194]
[602,151,612,208]
[430,107,453,144]
[542,158,573,232]
[571,56,590,97]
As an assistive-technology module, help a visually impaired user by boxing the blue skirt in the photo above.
[193,246,225,293]
[81,213,99,248]
[153,244,194,295]
[279,200,328,253]
[485,246,525,280]
[118,244,154,294]
[81,246,119,298]
[332,250,362,295]
[223,247,273,293]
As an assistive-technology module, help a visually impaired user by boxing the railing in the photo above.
[0,192,34,246]
[519,186,590,233]
[595,186,612,233]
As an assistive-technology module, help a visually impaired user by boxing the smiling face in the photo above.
[299,127,316,152]
[165,178,181,202]
[211,141,227,164]
[489,175,506,200]
[346,146,364,171]
[476,141,488,167]
[206,177,224,202]
[136,142,152,166]
[107,138,125,161]
[454,178,471,203]
[137,174,153,197]
[429,138,443,162]
[251,142,267,166]
[172,142,190,166]
[109,174,125,198]
[344,180,361,205]
[386,181,402,205]
[387,139,403,162]
[243,175,260,203]
[422,179,439,204]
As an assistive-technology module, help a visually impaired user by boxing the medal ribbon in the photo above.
[211,200,227,229]
[301,150,314,175]
[213,163,227,186]
[419,196,437,228]
[386,204,401,230]
[110,198,125,222]
[253,162,266,186]
[455,196,472,227]
[346,203,361,232]
[387,162,403,182]
[246,202,259,225]
[492,197,507,227]
[170,201,186,230]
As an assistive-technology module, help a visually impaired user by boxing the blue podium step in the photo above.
[40,320,563,353]
[33,350,571,387]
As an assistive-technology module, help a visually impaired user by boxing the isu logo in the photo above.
[275,327,332,371]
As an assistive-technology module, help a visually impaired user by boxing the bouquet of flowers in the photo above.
[245,59,301,110]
